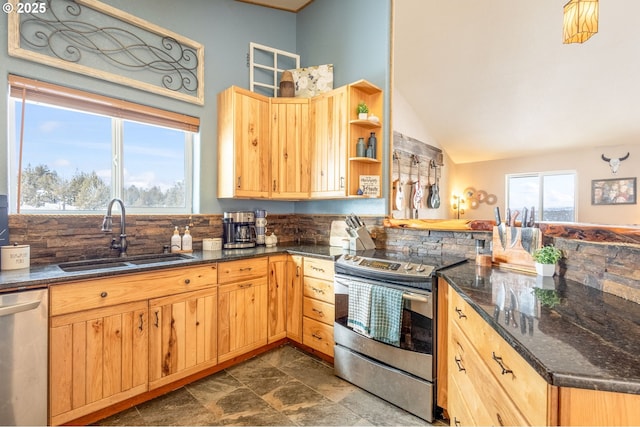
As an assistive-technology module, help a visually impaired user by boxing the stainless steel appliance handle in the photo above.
[335,278,430,303]
[0,300,41,317]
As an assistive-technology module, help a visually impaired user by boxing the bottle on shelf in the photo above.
[367,132,377,159]
[356,137,366,157]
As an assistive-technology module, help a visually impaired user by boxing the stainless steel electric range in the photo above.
[333,251,466,422]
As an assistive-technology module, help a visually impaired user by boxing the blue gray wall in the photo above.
[0,0,391,215]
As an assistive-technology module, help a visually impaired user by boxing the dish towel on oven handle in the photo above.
[347,281,372,336]
[369,285,404,347]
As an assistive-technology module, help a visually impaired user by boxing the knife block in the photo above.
[492,226,541,273]
[349,226,376,251]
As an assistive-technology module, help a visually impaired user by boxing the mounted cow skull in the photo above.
[601,152,630,174]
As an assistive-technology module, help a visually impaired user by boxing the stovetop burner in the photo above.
[335,250,467,290]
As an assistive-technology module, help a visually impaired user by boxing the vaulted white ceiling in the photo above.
[394,0,640,164]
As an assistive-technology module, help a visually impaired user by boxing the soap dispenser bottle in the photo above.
[171,226,182,253]
[182,226,192,252]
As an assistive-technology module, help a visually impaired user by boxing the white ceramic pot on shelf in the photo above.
[535,262,556,277]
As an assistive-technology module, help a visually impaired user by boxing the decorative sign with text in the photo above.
[359,175,380,197]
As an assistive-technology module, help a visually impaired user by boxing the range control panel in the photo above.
[337,254,435,278]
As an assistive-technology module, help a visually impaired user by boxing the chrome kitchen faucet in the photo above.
[101,198,128,257]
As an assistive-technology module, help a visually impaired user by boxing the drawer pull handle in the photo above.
[312,308,324,317]
[311,286,325,294]
[239,283,253,289]
[454,307,467,319]
[454,356,466,373]
[296,266,301,277]
[154,311,159,328]
[184,279,190,284]
[100,292,108,298]
[311,333,323,341]
[138,313,144,331]
[496,413,505,426]
[454,417,461,427]
[311,266,325,273]
[492,352,513,375]
[240,267,253,272]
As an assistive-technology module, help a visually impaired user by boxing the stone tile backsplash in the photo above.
[7,214,639,302]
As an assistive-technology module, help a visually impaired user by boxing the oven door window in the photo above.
[335,286,433,355]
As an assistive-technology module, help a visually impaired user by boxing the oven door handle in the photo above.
[335,277,432,304]
[403,293,430,303]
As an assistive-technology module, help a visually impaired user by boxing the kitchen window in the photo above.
[7,75,199,214]
[506,171,576,222]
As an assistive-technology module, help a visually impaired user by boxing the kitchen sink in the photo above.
[58,253,193,272]
[126,253,193,265]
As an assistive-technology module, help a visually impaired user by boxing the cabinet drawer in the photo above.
[218,257,268,284]
[50,265,217,316]
[303,296,334,326]
[303,276,334,304]
[447,365,479,427]
[303,257,334,281]
[450,321,528,426]
[303,317,334,357]
[450,289,548,426]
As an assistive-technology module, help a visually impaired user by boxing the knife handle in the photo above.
[505,208,511,225]
[494,207,501,226]
[521,207,528,227]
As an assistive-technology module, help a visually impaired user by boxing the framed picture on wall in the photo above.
[591,177,636,205]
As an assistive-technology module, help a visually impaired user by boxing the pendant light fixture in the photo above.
[563,0,599,44]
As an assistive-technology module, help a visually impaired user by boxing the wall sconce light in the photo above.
[452,194,465,219]
[563,0,598,44]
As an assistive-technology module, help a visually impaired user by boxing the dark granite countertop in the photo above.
[438,262,640,395]
[0,244,344,294]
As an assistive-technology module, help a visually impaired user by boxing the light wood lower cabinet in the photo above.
[268,255,288,342]
[286,255,304,342]
[49,265,217,425]
[447,286,550,426]
[301,257,335,357]
[558,386,640,426]
[217,257,268,362]
[49,301,149,426]
[148,288,218,389]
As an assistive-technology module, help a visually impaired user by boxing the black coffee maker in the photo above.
[222,211,256,249]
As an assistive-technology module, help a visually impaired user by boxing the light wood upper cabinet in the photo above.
[218,86,271,198]
[270,98,310,199]
[218,80,383,200]
[309,86,348,198]
[148,287,218,390]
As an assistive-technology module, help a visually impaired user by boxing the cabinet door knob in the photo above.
[184,278,191,284]
[100,292,108,298]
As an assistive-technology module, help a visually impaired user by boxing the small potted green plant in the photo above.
[532,244,562,276]
[357,101,369,120]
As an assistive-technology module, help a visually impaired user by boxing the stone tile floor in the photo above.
[95,344,438,426]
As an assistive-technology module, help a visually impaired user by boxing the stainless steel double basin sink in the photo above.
[58,253,193,273]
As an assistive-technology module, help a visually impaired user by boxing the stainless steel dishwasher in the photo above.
[0,288,48,426]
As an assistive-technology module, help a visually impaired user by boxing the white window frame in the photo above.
[249,42,299,96]
[7,99,196,215]
[505,170,578,222]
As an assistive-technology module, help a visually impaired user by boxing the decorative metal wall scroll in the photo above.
[8,0,204,105]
